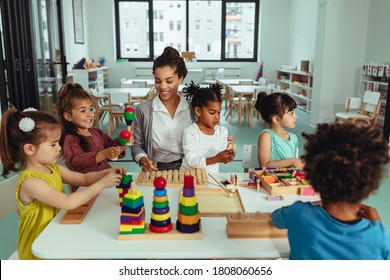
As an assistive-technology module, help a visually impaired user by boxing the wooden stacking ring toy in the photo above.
[150,217,171,227]
[152,200,169,209]
[153,195,168,203]
[149,223,172,233]
[151,212,171,221]
[152,206,170,215]
[153,189,167,196]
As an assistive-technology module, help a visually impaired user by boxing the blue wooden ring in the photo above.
[176,219,201,233]
[153,189,167,197]
[150,218,171,227]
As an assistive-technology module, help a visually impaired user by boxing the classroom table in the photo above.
[216,79,259,86]
[32,173,319,260]
[100,87,152,101]
[230,85,269,125]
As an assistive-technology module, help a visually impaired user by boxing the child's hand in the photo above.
[103,147,122,160]
[99,172,123,188]
[217,150,235,164]
[291,158,305,169]
[358,204,381,221]
[111,166,126,175]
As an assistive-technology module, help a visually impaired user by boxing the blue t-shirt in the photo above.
[272,201,390,260]
[260,129,298,161]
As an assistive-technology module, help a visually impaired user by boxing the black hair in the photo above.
[302,122,389,206]
[255,92,297,124]
[153,46,188,79]
[183,81,223,109]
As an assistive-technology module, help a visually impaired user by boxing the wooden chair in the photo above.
[335,90,381,126]
[107,92,131,136]
[0,175,20,259]
[225,85,250,124]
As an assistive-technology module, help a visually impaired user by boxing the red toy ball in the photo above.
[154,176,167,190]
[125,107,135,113]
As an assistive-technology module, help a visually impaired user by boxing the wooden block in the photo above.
[226,212,287,238]
[117,223,202,240]
[60,196,98,224]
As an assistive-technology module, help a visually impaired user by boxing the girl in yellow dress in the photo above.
[0,108,125,259]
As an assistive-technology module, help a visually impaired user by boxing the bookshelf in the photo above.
[276,69,313,113]
[360,63,390,133]
[73,66,109,92]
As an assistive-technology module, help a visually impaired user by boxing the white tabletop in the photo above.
[99,88,151,98]
[230,85,268,94]
[32,173,319,260]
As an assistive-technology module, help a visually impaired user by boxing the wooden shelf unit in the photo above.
[73,66,109,92]
[277,69,313,113]
[360,63,389,132]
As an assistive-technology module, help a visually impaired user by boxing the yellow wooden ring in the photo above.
[151,212,171,221]
[180,195,197,207]
[177,211,200,225]
[153,195,168,203]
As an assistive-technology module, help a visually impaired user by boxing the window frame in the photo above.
[114,0,259,62]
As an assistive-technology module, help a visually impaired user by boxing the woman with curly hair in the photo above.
[272,123,390,259]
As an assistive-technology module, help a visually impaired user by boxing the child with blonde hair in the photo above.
[0,108,125,259]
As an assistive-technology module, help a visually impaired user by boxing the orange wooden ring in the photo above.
[153,195,168,203]
[177,211,200,225]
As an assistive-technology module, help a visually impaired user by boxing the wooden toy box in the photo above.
[252,168,313,195]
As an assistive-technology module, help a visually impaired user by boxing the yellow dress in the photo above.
[16,164,63,260]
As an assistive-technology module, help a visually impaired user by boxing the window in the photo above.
[115,0,259,61]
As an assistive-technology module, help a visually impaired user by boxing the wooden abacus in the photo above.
[137,168,209,187]
[226,211,287,238]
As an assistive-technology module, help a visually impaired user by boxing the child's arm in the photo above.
[19,169,123,210]
[358,204,381,221]
[258,132,304,168]
[59,165,126,187]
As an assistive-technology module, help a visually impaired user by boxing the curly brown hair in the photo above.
[153,46,188,79]
[302,122,389,206]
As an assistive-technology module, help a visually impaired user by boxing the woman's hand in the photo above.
[139,156,158,172]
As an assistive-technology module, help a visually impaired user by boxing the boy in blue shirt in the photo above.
[272,123,390,259]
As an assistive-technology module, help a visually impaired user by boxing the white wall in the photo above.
[310,0,370,125]
[63,0,89,73]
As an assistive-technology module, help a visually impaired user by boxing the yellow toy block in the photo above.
[124,190,142,200]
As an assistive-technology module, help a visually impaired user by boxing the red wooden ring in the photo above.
[149,222,173,233]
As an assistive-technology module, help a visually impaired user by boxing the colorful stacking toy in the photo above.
[116,174,132,206]
[149,177,173,233]
[119,181,146,235]
[176,175,201,233]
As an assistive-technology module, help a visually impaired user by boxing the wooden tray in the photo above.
[252,168,313,195]
[117,223,202,240]
[182,188,245,217]
[60,196,98,224]
[137,168,209,187]
[226,212,287,238]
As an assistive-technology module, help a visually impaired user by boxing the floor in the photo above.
[1,106,389,259]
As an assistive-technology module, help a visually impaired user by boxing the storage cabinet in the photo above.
[277,69,313,113]
[360,63,389,132]
[73,66,109,92]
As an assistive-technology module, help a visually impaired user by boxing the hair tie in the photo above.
[19,117,35,132]
[23,107,37,112]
